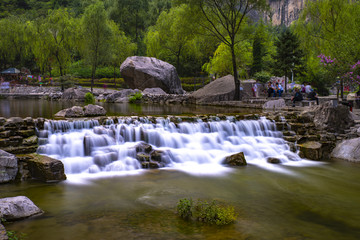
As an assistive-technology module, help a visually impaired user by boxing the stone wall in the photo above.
[0,117,40,154]
[0,117,65,183]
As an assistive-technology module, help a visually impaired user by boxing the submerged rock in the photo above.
[267,157,281,164]
[331,138,360,162]
[0,196,44,221]
[120,56,184,94]
[222,152,247,166]
[0,150,18,183]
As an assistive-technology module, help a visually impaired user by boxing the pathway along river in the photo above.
[0,102,359,239]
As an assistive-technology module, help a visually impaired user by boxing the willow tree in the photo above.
[145,4,196,75]
[81,1,111,92]
[179,0,267,100]
[43,8,77,76]
[108,20,137,88]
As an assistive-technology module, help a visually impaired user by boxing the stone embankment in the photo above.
[265,102,360,162]
[0,117,66,183]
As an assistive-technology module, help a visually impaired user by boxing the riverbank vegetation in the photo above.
[0,0,359,94]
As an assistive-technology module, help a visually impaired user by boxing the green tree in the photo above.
[106,0,149,54]
[203,40,252,78]
[294,0,360,98]
[81,1,112,92]
[108,20,137,88]
[179,0,267,100]
[0,16,31,69]
[43,8,77,76]
[145,4,196,75]
[273,28,303,92]
[251,22,276,76]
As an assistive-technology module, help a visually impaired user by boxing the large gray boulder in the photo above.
[313,101,355,133]
[120,56,184,94]
[0,150,18,183]
[0,196,43,221]
[331,138,360,162]
[191,75,235,103]
[61,87,90,101]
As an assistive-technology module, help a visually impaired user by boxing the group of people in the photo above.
[267,81,284,97]
[291,86,319,107]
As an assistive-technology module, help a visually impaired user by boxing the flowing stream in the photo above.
[37,117,316,181]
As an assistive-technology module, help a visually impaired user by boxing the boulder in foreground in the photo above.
[120,56,184,94]
[0,150,18,183]
[331,138,360,162]
[0,196,44,221]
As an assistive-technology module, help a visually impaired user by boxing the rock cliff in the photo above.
[266,0,307,26]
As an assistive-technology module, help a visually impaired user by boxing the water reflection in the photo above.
[0,99,260,118]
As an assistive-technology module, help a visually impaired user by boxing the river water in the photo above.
[0,101,360,239]
[0,99,259,118]
[1,161,359,240]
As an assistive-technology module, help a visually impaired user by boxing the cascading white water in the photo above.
[37,117,318,178]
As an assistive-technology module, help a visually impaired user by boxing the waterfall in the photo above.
[37,117,316,177]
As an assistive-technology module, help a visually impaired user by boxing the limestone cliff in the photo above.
[266,0,307,26]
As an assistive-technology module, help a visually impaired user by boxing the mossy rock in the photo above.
[222,152,247,166]
[24,154,66,182]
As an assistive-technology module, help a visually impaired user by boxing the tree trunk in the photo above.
[285,70,287,93]
[91,65,96,93]
[341,78,344,100]
[113,66,116,89]
[231,45,240,101]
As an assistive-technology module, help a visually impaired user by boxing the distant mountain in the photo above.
[266,0,307,26]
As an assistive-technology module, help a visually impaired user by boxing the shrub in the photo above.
[177,198,193,219]
[128,92,143,103]
[176,198,237,225]
[254,71,271,83]
[84,92,95,105]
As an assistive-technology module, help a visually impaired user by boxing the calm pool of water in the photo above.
[1,160,359,240]
[0,98,260,119]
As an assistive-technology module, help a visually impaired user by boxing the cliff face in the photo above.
[267,0,307,26]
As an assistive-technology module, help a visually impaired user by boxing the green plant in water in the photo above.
[7,230,27,240]
[128,92,143,103]
[84,92,95,105]
[176,198,237,225]
[177,198,193,219]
